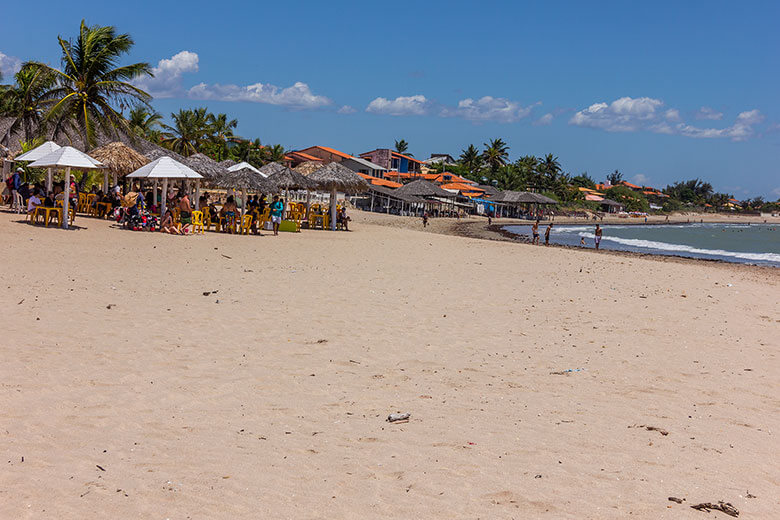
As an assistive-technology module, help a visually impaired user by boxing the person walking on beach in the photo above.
[10,167,23,213]
[270,195,284,236]
[422,211,429,228]
[544,222,553,245]
[532,220,540,245]
[594,224,602,250]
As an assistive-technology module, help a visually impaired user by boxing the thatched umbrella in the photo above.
[215,167,274,217]
[266,165,315,191]
[307,162,369,231]
[90,142,150,192]
[220,158,237,168]
[183,153,229,181]
[294,161,322,176]
[257,161,287,178]
[395,179,453,199]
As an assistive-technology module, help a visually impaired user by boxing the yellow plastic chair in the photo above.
[77,193,87,212]
[191,210,204,234]
[239,214,253,235]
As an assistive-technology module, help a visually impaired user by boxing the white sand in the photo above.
[0,210,778,518]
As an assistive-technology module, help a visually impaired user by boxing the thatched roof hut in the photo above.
[294,161,322,176]
[220,159,238,168]
[266,165,316,191]
[395,179,453,199]
[89,142,149,177]
[143,147,186,163]
[307,162,369,194]
[257,162,287,177]
[183,153,229,181]
[215,167,273,192]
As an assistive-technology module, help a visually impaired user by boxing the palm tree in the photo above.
[207,113,238,161]
[0,64,57,146]
[482,138,509,172]
[459,144,483,177]
[394,139,411,156]
[607,169,623,185]
[161,108,210,157]
[265,144,286,163]
[127,106,162,139]
[32,20,152,150]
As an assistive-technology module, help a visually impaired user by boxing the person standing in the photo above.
[595,224,603,250]
[10,167,23,213]
[422,211,429,228]
[270,195,284,236]
[532,220,540,245]
[544,222,553,245]
[179,191,192,234]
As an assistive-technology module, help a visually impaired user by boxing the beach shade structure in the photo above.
[144,147,187,163]
[183,153,229,182]
[14,141,63,192]
[293,161,321,176]
[257,161,288,179]
[127,156,203,216]
[220,159,238,168]
[228,161,265,177]
[28,146,103,229]
[89,142,150,192]
[266,165,316,191]
[395,179,453,199]
[215,167,274,217]
[307,162,369,230]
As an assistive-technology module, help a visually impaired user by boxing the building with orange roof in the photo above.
[360,148,423,174]
[430,172,477,185]
[285,150,325,167]
[341,156,388,179]
[295,145,352,165]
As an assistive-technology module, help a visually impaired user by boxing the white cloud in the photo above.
[631,173,650,185]
[695,106,723,120]
[337,105,356,114]
[441,96,535,123]
[0,51,22,78]
[571,96,764,141]
[366,95,430,116]
[188,81,331,109]
[533,113,554,126]
[135,51,199,97]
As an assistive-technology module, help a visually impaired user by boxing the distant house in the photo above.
[285,150,324,167]
[424,154,456,165]
[429,172,477,185]
[295,146,352,165]
[360,148,423,174]
[341,156,387,178]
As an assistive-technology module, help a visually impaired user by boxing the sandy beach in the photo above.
[1,209,778,519]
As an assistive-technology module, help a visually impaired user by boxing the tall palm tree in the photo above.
[459,144,482,177]
[127,106,162,139]
[0,64,57,146]
[32,20,152,150]
[207,113,238,161]
[161,108,210,157]
[394,138,412,156]
[265,144,286,163]
[482,138,509,172]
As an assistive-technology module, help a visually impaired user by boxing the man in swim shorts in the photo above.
[595,224,602,250]
[532,219,540,245]
[270,195,284,236]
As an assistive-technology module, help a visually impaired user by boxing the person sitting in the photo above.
[27,189,42,217]
[220,196,238,234]
[161,208,180,234]
[43,192,55,207]
[337,206,351,231]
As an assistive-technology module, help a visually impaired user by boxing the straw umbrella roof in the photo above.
[266,165,316,190]
[143,147,187,163]
[307,162,369,194]
[257,162,287,177]
[183,153,229,181]
[395,179,453,198]
[294,161,322,176]
[220,158,237,168]
[215,167,273,191]
[89,142,149,177]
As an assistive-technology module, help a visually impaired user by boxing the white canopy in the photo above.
[28,146,103,169]
[227,161,266,177]
[126,156,203,179]
[15,141,62,162]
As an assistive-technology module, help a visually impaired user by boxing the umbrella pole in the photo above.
[112,172,118,191]
[161,178,168,218]
[103,170,109,193]
[305,190,311,220]
[330,188,337,231]
[195,180,201,211]
[242,188,247,217]
[62,167,71,229]
[47,168,53,193]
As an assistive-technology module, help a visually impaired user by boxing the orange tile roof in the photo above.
[290,151,324,162]
[390,151,423,164]
[314,146,351,159]
[371,178,403,188]
[432,172,475,185]
[621,181,642,189]
[440,182,485,193]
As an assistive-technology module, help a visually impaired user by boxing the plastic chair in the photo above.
[191,210,204,234]
[77,193,87,212]
[239,214,253,235]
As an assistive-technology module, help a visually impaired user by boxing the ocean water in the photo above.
[502,223,780,266]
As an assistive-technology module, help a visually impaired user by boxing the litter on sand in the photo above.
[387,413,411,423]
[690,502,739,517]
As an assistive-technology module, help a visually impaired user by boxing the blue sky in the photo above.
[1,0,778,197]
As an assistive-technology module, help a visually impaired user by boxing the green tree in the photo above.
[208,112,238,161]
[394,138,411,156]
[0,64,57,144]
[571,172,596,188]
[34,20,152,149]
[605,185,649,212]
[127,106,162,139]
[607,169,623,185]
[482,138,509,172]
[264,144,286,163]
[492,164,525,191]
[161,108,210,157]
[459,144,483,177]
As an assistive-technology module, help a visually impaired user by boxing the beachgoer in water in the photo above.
[580,237,585,246]
[544,223,553,245]
[595,224,602,250]
[532,220,540,245]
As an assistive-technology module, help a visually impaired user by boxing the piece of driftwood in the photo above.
[387,413,410,423]
[668,497,685,504]
[690,502,739,517]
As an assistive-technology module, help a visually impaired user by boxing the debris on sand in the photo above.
[629,424,669,436]
[668,497,685,504]
[690,502,739,517]
[387,413,411,423]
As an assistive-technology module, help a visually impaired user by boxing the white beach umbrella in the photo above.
[28,146,103,229]
[227,161,266,177]
[126,156,203,215]
[15,140,62,162]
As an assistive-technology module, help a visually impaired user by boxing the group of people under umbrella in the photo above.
[7,140,369,231]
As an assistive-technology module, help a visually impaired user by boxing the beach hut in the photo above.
[215,167,274,217]
[89,142,150,192]
[228,161,266,177]
[28,146,103,229]
[14,141,62,192]
[183,153,229,182]
[257,162,288,179]
[220,159,238,168]
[307,162,369,230]
[294,161,322,176]
[126,156,203,217]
